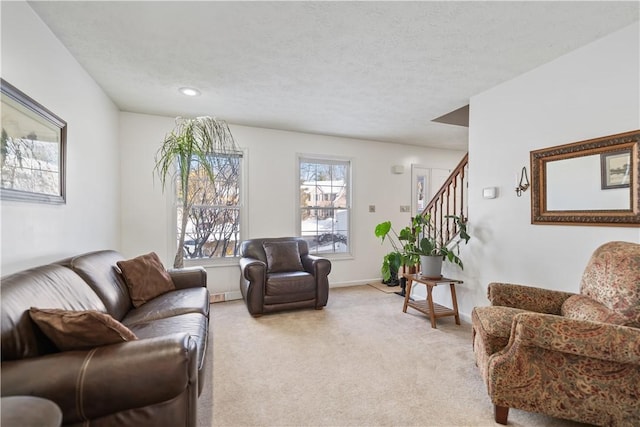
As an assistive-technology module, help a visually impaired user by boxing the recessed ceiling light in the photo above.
[179,87,201,97]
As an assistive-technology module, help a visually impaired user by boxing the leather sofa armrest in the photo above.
[301,254,331,308]
[239,257,266,315]
[301,254,331,277]
[507,312,640,364]
[1,333,197,424]
[239,257,266,282]
[168,266,207,289]
[487,282,574,314]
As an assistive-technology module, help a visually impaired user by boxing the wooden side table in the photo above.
[402,274,462,328]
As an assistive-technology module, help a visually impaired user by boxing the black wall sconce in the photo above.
[515,166,530,197]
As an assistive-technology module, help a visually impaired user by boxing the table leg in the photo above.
[426,284,437,328]
[402,277,413,313]
[450,283,460,325]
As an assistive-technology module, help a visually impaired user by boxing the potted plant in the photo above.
[374,221,420,286]
[409,213,471,279]
[154,116,237,268]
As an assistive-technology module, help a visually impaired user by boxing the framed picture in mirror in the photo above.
[601,150,631,190]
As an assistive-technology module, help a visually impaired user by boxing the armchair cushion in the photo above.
[117,252,176,308]
[264,271,316,304]
[561,294,629,326]
[29,308,137,351]
[263,241,304,273]
[580,241,640,327]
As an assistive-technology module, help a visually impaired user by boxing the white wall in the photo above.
[1,2,121,274]
[444,22,640,321]
[119,112,465,295]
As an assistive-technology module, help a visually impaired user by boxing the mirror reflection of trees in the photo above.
[179,154,241,259]
[1,128,60,195]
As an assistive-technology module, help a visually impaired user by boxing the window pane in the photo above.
[300,158,350,254]
[178,154,241,260]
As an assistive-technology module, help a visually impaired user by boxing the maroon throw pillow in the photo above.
[263,241,304,273]
[116,252,175,307]
[29,308,137,351]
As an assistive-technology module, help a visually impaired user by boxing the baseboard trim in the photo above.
[329,279,381,288]
[209,290,243,304]
[225,290,243,301]
[208,281,381,304]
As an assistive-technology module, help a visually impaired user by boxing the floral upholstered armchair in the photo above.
[472,241,640,426]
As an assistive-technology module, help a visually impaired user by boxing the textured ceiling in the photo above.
[28,1,639,150]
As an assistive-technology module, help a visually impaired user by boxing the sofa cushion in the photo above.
[1,264,108,361]
[117,252,176,308]
[122,287,210,326]
[29,308,137,351]
[67,250,132,321]
[561,294,630,325]
[126,313,208,372]
[263,241,304,273]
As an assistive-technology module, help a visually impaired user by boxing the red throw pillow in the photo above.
[116,252,176,307]
[29,308,137,351]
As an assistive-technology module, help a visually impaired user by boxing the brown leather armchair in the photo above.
[239,237,331,316]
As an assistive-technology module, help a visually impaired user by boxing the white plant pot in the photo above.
[420,255,443,279]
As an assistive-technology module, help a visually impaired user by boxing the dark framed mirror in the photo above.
[531,130,639,226]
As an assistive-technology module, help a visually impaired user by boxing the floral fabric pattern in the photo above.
[488,313,640,426]
[472,241,640,426]
[562,294,630,326]
[487,282,574,314]
[472,306,527,381]
[580,241,640,328]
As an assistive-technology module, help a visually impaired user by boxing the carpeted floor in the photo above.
[198,285,589,427]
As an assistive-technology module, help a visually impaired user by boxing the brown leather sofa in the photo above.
[239,237,331,316]
[1,250,210,427]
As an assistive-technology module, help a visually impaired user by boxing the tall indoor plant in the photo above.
[374,220,419,284]
[155,116,237,268]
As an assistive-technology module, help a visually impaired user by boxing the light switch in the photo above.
[369,205,376,213]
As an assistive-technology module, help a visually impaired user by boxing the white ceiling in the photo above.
[28,1,639,150]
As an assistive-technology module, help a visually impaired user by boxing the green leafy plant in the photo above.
[155,116,237,268]
[409,213,471,269]
[374,221,419,282]
[375,212,471,281]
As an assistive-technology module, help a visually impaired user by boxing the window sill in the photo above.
[184,257,240,269]
[312,253,354,261]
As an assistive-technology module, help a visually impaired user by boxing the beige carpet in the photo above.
[198,285,589,427]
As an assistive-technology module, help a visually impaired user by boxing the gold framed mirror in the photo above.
[531,129,639,226]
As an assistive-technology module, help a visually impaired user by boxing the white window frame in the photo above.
[168,148,248,268]
[296,153,353,259]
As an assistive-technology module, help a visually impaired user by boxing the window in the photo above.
[299,157,350,255]
[178,153,243,260]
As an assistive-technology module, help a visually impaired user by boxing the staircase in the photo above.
[420,153,469,246]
